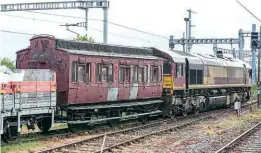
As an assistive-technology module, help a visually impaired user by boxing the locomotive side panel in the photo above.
[204,65,227,85]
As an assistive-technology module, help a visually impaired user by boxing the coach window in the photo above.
[175,63,183,78]
[102,65,108,82]
[138,67,144,82]
[144,66,148,82]
[149,66,153,82]
[96,63,102,82]
[119,65,125,83]
[72,62,77,82]
[78,65,85,82]
[126,66,131,82]
[153,66,159,82]
[108,64,113,83]
[133,65,138,83]
[86,63,91,82]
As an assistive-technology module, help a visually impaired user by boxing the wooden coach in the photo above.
[16,35,169,131]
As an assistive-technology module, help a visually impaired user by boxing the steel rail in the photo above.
[2,100,257,148]
[37,115,212,153]
[215,121,261,153]
[94,116,212,153]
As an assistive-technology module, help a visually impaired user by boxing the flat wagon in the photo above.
[0,67,56,142]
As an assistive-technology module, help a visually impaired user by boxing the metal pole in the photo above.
[183,32,185,52]
[187,9,196,52]
[213,43,217,56]
[103,7,108,43]
[85,9,88,31]
[257,26,261,108]
[238,29,244,60]
[232,48,236,58]
[188,9,192,52]
[184,18,189,52]
[252,25,257,84]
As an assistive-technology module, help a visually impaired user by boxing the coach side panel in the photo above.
[67,55,163,105]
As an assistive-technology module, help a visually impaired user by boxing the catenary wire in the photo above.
[236,0,261,22]
[0,14,157,43]
[24,10,169,39]
[0,30,36,36]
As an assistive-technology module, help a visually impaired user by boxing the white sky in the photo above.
[0,0,261,61]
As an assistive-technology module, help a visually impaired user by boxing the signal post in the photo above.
[250,27,261,108]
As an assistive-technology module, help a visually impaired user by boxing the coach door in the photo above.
[129,61,139,100]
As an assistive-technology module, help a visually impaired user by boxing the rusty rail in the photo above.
[215,121,261,153]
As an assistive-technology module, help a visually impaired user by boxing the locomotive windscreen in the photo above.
[163,62,171,75]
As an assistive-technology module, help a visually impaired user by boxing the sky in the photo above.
[0,0,261,61]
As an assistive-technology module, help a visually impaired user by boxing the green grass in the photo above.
[51,123,67,130]
[251,85,258,100]
[1,141,43,153]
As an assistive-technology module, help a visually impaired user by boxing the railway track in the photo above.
[37,114,214,153]
[36,100,258,153]
[1,119,149,146]
[2,100,257,150]
[215,121,261,153]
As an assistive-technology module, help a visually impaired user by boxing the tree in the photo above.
[75,34,95,43]
[0,57,15,69]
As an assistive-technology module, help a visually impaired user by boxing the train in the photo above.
[0,34,252,142]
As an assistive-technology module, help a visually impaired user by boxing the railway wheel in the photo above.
[37,117,52,133]
[182,110,188,117]
[199,102,206,112]
[193,107,200,115]
[172,106,180,117]
[68,123,83,133]
[181,105,188,117]
[138,115,149,124]
[2,121,18,143]
[108,119,119,127]
[108,111,120,127]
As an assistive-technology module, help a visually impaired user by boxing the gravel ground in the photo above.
[231,123,261,153]
[2,105,260,153]
[116,107,261,153]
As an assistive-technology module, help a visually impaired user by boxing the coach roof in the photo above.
[56,39,160,57]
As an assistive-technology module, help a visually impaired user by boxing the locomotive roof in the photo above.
[156,47,250,69]
[157,48,203,65]
[195,53,227,67]
[56,39,169,59]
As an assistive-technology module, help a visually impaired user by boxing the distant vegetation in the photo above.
[0,57,15,69]
[75,34,95,43]
[251,84,258,100]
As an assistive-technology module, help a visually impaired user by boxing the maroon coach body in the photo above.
[16,35,167,131]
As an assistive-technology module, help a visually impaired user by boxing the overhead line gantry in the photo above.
[0,0,110,43]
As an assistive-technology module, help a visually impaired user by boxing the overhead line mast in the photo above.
[236,0,261,108]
